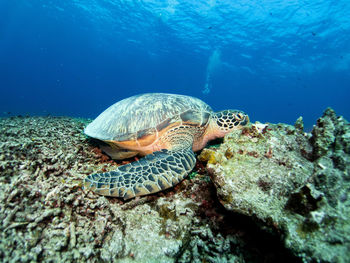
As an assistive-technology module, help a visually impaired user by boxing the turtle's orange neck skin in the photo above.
[192,119,227,152]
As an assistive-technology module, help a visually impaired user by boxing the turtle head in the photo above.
[213,110,249,135]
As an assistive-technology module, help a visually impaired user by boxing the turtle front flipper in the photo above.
[83,147,196,200]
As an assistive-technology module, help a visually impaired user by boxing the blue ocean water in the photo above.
[0,0,349,130]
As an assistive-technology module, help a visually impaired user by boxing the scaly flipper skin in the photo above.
[84,147,196,200]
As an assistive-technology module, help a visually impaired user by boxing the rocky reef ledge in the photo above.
[0,108,349,263]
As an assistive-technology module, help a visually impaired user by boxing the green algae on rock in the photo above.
[201,108,350,263]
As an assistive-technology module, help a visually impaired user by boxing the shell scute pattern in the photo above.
[84,93,213,142]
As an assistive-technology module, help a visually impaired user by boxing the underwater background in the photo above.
[1,1,350,262]
[0,0,349,129]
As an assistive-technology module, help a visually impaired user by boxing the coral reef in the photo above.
[0,108,348,262]
[200,108,350,262]
[0,116,294,263]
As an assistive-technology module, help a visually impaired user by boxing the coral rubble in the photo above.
[0,109,348,262]
[0,116,290,263]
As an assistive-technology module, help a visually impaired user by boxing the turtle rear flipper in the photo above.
[100,143,138,160]
[84,147,196,200]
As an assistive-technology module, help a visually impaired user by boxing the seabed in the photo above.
[0,109,349,262]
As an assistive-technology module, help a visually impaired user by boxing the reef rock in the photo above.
[1,109,348,263]
[1,116,294,263]
[201,108,350,262]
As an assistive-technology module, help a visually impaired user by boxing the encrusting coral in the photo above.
[200,108,350,263]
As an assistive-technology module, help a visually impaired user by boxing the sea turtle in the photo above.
[84,93,249,200]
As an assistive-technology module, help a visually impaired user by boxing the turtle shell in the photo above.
[84,93,213,144]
